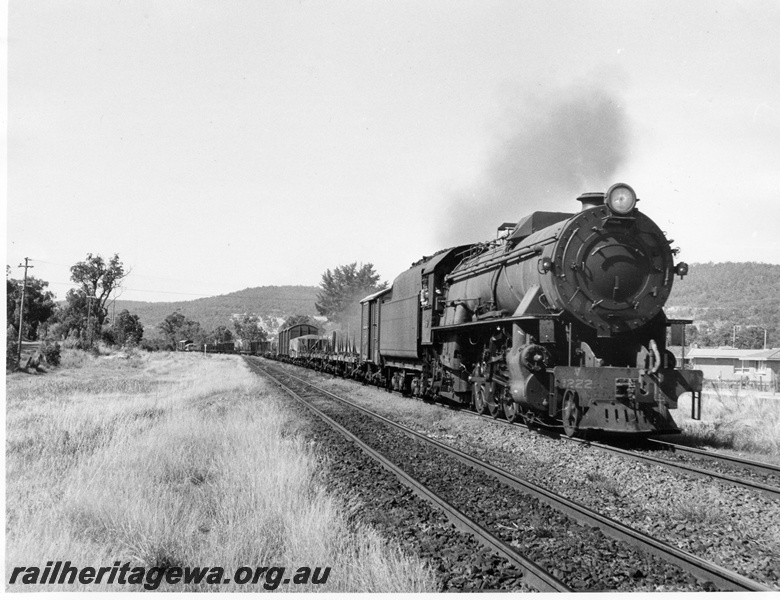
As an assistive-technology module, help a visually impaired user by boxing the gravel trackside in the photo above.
[265,374,536,591]
[275,363,780,590]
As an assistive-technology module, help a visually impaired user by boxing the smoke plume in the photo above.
[438,82,632,246]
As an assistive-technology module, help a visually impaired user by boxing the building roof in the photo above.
[688,347,780,361]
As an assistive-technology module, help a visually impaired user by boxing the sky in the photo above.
[6,0,780,303]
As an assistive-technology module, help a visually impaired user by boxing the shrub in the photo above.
[42,342,62,367]
[7,337,19,370]
[101,329,116,346]
[140,337,167,352]
[59,348,93,369]
[62,331,84,350]
[6,324,19,369]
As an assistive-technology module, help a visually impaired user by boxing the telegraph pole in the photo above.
[16,258,33,367]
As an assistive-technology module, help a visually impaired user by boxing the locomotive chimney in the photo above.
[577,192,605,212]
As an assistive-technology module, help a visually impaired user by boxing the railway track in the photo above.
[247,359,568,592]
[375,381,780,501]
[576,437,780,501]
[265,356,780,502]
[646,437,780,479]
[459,411,780,501]
[248,358,771,592]
[266,357,780,499]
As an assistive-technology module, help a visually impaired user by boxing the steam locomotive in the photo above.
[282,183,703,437]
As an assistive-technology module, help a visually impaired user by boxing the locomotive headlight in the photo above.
[606,183,637,215]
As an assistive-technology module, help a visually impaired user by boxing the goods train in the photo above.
[278,327,360,376]
[177,339,270,354]
[277,183,703,437]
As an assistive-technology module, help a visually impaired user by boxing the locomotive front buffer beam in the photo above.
[550,365,703,436]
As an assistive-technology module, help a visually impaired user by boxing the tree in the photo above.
[49,289,90,343]
[209,326,234,343]
[696,321,733,348]
[69,253,127,333]
[158,312,206,350]
[6,270,56,340]
[315,263,386,323]
[6,325,18,369]
[113,310,144,346]
[6,266,15,323]
[233,314,268,342]
[281,314,312,329]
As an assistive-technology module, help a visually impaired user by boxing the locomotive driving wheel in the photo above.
[473,383,488,415]
[485,383,501,418]
[502,390,520,423]
[562,389,582,437]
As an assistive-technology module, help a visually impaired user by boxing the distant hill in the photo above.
[115,263,779,348]
[115,285,320,338]
[667,262,780,348]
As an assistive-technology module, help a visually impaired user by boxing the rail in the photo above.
[250,360,570,593]
[647,438,780,478]
[252,360,771,592]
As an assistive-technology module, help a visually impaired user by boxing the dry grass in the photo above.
[670,386,780,461]
[584,469,624,498]
[659,482,728,525]
[6,350,438,592]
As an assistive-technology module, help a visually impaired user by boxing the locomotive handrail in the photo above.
[431,312,564,333]
[446,235,559,284]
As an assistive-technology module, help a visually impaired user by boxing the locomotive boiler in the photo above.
[360,183,702,436]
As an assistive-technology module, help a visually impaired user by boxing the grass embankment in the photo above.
[671,386,780,462]
[6,350,438,592]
